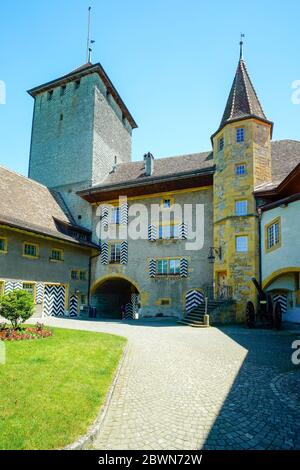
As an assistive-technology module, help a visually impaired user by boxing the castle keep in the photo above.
[1,47,300,323]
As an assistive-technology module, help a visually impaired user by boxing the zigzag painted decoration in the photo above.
[120,202,129,225]
[185,289,205,313]
[131,294,139,314]
[124,302,133,319]
[43,284,66,317]
[101,206,109,230]
[4,281,14,294]
[120,241,128,264]
[100,242,109,265]
[180,258,188,278]
[36,283,44,304]
[149,259,156,278]
[273,294,288,314]
[179,223,188,240]
[69,294,78,317]
[148,224,157,242]
[14,281,23,290]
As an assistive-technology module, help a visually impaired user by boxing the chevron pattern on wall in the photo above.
[131,294,140,314]
[69,294,78,317]
[43,284,66,317]
[120,241,128,264]
[180,258,188,278]
[149,259,156,278]
[14,281,23,290]
[124,302,133,319]
[148,224,157,242]
[185,289,205,313]
[272,294,288,314]
[4,281,14,294]
[101,206,109,230]
[100,242,109,264]
[36,282,44,304]
[120,201,129,225]
[179,223,188,240]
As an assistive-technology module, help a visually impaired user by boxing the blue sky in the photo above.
[1,0,300,176]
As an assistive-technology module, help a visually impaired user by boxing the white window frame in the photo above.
[110,243,121,263]
[235,200,248,216]
[236,235,248,253]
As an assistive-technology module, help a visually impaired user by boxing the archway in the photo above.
[91,276,140,319]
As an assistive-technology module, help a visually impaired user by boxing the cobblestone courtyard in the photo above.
[44,318,300,450]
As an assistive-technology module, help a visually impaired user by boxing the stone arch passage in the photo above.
[91,277,139,319]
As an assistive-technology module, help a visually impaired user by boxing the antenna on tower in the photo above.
[239,33,245,60]
[86,7,96,63]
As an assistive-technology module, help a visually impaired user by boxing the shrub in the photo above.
[0,290,34,329]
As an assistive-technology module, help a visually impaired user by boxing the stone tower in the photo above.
[28,62,137,229]
[211,53,273,319]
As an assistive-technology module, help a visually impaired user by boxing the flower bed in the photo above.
[0,323,52,341]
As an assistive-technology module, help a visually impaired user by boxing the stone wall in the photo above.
[91,187,214,318]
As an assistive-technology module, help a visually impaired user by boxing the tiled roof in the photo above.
[90,151,214,190]
[255,140,300,192]
[82,139,300,194]
[219,59,268,130]
[0,165,93,247]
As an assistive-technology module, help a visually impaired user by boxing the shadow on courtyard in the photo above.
[201,324,300,450]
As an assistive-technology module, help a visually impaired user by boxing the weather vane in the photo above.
[86,6,96,63]
[240,33,245,60]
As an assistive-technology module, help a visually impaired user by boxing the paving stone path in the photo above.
[43,317,300,450]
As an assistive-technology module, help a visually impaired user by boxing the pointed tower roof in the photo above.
[212,52,273,140]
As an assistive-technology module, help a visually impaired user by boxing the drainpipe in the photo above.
[258,208,262,287]
[88,248,101,308]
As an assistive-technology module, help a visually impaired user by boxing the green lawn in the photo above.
[0,327,126,450]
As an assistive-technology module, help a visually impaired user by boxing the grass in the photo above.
[0,326,127,450]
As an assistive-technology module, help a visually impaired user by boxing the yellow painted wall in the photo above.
[212,119,272,320]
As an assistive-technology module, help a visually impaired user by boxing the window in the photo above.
[236,236,248,253]
[71,270,79,280]
[50,249,64,261]
[60,85,66,96]
[169,259,180,275]
[163,199,171,209]
[235,200,248,216]
[266,218,281,251]
[156,258,180,276]
[23,243,38,258]
[47,90,53,101]
[236,128,245,143]
[71,270,87,280]
[0,237,7,253]
[74,79,81,90]
[158,224,179,240]
[59,113,63,121]
[22,283,35,299]
[111,207,120,224]
[110,243,121,263]
[81,294,88,306]
[236,164,246,176]
[157,259,168,275]
[218,136,224,151]
[160,298,171,306]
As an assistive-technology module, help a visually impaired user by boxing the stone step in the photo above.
[177,320,209,328]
